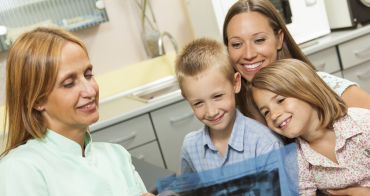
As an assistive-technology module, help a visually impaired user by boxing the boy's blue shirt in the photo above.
[180,110,283,174]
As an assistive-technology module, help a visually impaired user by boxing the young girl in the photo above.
[250,59,370,195]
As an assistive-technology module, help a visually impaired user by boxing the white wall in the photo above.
[74,0,194,75]
[0,0,195,104]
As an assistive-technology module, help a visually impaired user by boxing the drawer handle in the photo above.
[315,63,326,71]
[170,112,194,124]
[354,47,370,58]
[357,70,370,80]
[136,155,145,160]
[110,132,137,144]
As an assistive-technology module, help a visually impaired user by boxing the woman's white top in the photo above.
[317,71,357,96]
[0,130,147,196]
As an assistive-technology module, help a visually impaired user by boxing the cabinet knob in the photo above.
[110,132,137,144]
[315,62,326,71]
[170,112,194,124]
[354,47,370,58]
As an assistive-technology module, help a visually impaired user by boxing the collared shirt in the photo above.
[180,110,283,174]
[298,107,370,195]
[0,130,147,196]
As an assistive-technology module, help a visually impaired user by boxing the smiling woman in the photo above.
[39,42,100,144]
[0,27,151,196]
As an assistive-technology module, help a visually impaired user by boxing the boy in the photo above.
[176,38,283,174]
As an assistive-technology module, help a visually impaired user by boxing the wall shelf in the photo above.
[0,0,109,52]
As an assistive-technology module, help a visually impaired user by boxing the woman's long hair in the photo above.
[2,27,87,157]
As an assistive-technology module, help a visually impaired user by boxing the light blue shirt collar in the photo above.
[201,110,245,156]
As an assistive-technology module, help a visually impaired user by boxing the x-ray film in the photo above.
[157,143,298,196]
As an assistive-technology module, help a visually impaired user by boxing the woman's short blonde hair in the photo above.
[251,59,347,129]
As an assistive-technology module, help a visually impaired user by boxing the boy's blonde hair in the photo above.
[175,38,235,97]
[251,59,347,129]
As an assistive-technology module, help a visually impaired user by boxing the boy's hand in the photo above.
[327,187,370,196]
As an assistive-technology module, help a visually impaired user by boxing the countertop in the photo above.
[301,24,370,55]
[90,91,183,131]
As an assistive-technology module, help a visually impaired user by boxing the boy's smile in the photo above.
[181,66,241,134]
[207,112,225,125]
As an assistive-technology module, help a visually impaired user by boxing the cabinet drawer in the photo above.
[91,114,156,150]
[307,47,340,73]
[342,61,370,93]
[339,34,370,69]
[129,141,165,169]
[151,100,203,174]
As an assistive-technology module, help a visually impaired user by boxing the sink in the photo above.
[127,76,181,103]
[99,76,181,104]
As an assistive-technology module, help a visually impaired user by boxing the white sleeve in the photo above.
[317,71,357,96]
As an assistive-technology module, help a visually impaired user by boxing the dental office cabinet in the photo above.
[91,100,202,174]
[304,27,370,92]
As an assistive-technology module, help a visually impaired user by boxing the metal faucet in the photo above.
[157,31,178,57]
